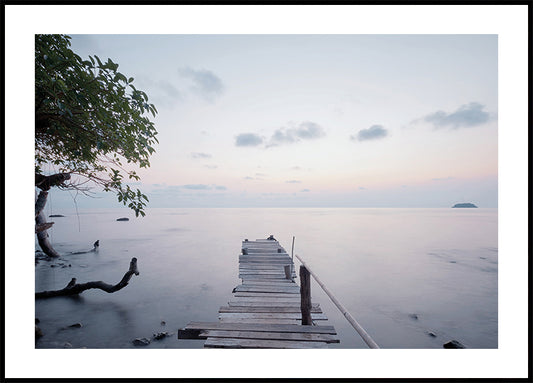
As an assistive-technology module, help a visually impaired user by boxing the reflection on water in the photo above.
[35,208,497,349]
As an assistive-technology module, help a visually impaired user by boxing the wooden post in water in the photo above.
[284,265,292,280]
[300,265,312,325]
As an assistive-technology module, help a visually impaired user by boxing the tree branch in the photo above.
[35,258,139,299]
[35,173,71,191]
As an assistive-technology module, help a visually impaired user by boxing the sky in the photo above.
[44,33,499,209]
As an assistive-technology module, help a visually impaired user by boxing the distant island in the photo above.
[452,203,478,208]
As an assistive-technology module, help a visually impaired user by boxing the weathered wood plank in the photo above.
[228,301,320,308]
[219,318,302,325]
[233,291,300,300]
[200,330,339,343]
[239,261,292,265]
[239,256,292,259]
[218,318,303,325]
[241,279,295,283]
[233,285,300,293]
[242,281,297,286]
[219,306,322,313]
[204,337,328,348]
[180,321,337,334]
[219,312,327,320]
[229,297,302,303]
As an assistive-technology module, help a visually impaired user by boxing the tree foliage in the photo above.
[35,34,158,216]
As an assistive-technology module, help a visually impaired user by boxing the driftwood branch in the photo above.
[35,258,139,299]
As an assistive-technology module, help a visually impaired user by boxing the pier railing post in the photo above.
[284,265,292,280]
[300,265,312,325]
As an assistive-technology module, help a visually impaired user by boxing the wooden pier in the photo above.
[178,238,340,348]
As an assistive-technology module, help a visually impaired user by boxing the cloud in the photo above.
[134,76,182,108]
[204,165,218,169]
[301,189,310,192]
[157,80,181,100]
[422,102,491,129]
[267,121,326,147]
[352,125,388,141]
[243,176,254,180]
[286,180,301,184]
[235,133,264,147]
[179,67,224,102]
[190,152,212,159]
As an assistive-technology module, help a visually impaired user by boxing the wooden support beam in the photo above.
[300,265,312,325]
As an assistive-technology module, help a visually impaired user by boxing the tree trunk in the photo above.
[35,190,60,258]
[36,258,140,298]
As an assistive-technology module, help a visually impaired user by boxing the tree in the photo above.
[35,34,158,256]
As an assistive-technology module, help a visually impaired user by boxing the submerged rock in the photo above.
[35,325,43,339]
[68,323,82,328]
[409,313,419,320]
[116,217,129,221]
[49,214,65,217]
[443,340,465,348]
[426,331,437,338]
[132,337,150,346]
[153,332,169,340]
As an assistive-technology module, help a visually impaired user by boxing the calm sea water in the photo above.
[35,207,497,349]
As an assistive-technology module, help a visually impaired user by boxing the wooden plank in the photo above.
[219,312,327,320]
[241,250,286,253]
[218,318,304,325]
[239,255,292,259]
[233,291,300,301]
[200,330,339,343]
[239,260,292,264]
[228,301,320,308]
[204,337,328,349]
[233,285,300,293]
[180,321,337,334]
[219,306,322,313]
[238,271,287,275]
[229,297,302,303]
[239,274,291,283]
[240,278,295,283]
[241,281,297,286]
